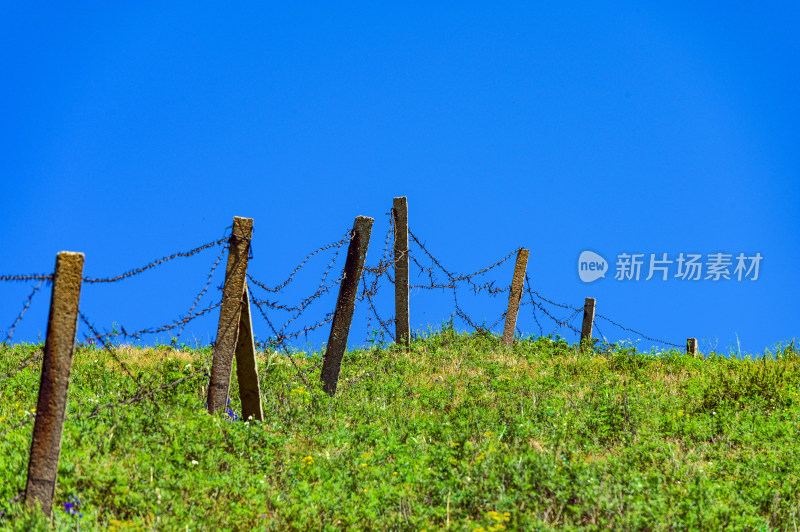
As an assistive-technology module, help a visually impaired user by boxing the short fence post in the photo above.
[208,216,254,415]
[501,249,529,347]
[25,251,84,516]
[580,297,596,348]
[321,216,373,396]
[687,338,698,357]
[235,282,263,421]
[393,197,410,348]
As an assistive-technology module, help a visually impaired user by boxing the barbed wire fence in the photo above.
[0,233,232,517]
[0,213,689,518]
[0,215,690,405]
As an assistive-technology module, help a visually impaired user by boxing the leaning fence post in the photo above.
[687,338,698,357]
[501,249,529,347]
[321,216,373,396]
[580,297,595,348]
[235,282,263,421]
[208,216,253,415]
[25,252,84,516]
[393,197,410,347]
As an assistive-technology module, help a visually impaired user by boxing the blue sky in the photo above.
[1,3,798,356]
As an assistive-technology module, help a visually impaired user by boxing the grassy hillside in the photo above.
[1,327,799,530]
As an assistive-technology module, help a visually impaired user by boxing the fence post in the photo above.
[25,252,84,516]
[501,249,529,347]
[580,297,595,348]
[208,216,253,415]
[687,338,698,357]
[393,197,410,348]
[321,216,373,396]
[235,282,263,421]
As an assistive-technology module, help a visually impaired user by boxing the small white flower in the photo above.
[190,460,199,465]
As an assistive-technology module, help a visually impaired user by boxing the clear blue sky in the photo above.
[2,3,798,356]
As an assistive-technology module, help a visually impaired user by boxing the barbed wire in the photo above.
[77,300,222,347]
[245,228,355,393]
[0,348,44,384]
[594,313,683,349]
[0,274,52,282]
[82,237,228,284]
[523,275,544,337]
[519,275,582,336]
[175,243,227,340]
[358,212,398,342]
[76,312,213,418]
[247,231,352,293]
[0,412,35,440]
[2,279,46,345]
[406,227,516,335]
[0,488,25,520]
[0,216,690,415]
[592,318,613,352]
[83,365,208,419]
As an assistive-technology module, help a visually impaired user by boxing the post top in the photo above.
[56,251,85,258]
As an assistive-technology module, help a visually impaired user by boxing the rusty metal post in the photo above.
[25,252,84,516]
[208,216,253,415]
[687,338,698,357]
[321,216,373,396]
[393,197,410,347]
[235,282,263,421]
[501,249,529,347]
[580,297,596,348]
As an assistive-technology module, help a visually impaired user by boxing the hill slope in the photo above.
[1,329,799,530]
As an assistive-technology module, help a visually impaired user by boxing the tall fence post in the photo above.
[235,282,263,421]
[501,249,529,347]
[580,297,595,348]
[393,197,410,348]
[208,216,253,415]
[687,338,698,357]
[25,251,84,516]
[321,216,373,396]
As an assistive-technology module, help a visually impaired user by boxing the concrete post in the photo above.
[687,338,698,357]
[25,252,84,516]
[393,197,410,347]
[501,249,529,347]
[235,282,263,421]
[580,297,596,348]
[321,216,373,396]
[208,216,253,415]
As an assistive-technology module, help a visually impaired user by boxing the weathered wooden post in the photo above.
[208,217,255,415]
[580,297,595,348]
[235,283,263,421]
[321,216,373,396]
[25,252,84,516]
[393,197,410,347]
[501,249,529,347]
[687,338,698,357]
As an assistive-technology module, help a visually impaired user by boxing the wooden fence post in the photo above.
[321,216,373,396]
[687,338,698,357]
[208,216,254,415]
[25,251,84,516]
[501,249,529,347]
[235,282,263,421]
[393,197,410,347]
[580,297,595,348]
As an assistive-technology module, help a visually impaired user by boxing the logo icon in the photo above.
[578,251,607,283]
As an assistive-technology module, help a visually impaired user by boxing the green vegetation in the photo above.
[1,327,799,530]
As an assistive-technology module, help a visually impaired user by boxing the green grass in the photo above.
[1,326,799,530]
